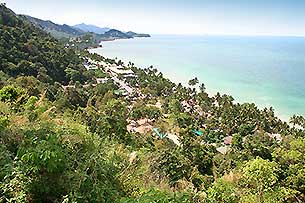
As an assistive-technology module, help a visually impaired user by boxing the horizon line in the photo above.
[13,11,305,38]
[148,33,305,38]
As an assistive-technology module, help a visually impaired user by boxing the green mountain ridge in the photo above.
[73,23,110,34]
[0,4,88,84]
[19,14,150,41]
[21,15,84,38]
[126,31,151,38]
[103,29,132,39]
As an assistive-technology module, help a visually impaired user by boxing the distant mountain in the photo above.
[126,31,151,38]
[21,15,84,38]
[74,23,110,34]
[102,29,132,39]
[74,23,151,38]
[19,15,150,44]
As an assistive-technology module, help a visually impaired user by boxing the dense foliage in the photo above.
[0,4,88,84]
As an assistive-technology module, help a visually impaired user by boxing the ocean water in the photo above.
[90,35,305,120]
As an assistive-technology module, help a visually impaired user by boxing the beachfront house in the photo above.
[127,119,153,134]
[153,128,181,146]
[83,63,98,70]
[224,136,233,145]
[268,133,283,142]
[193,130,204,136]
[216,146,230,155]
[108,65,136,78]
[114,89,129,96]
[97,61,109,68]
[96,78,109,84]
[153,128,167,139]
[83,58,99,70]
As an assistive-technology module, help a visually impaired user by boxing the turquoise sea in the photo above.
[90,35,305,120]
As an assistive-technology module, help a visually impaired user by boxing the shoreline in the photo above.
[88,36,305,122]
[99,35,152,44]
[89,47,292,122]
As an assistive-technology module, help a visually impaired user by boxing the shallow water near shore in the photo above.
[90,35,305,120]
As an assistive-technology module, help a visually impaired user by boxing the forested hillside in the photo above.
[0,3,305,203]
[22,15,84,38]
[0,4,88,85]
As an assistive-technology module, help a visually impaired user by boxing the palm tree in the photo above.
[298,115,305,128]
[188,77,199,86]
[289,115,298,128]
[199,83,206,93]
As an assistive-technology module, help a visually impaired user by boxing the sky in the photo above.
[2,0,305,36]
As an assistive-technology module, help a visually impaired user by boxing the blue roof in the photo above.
[153,128,167,139]
[193,130,204,136]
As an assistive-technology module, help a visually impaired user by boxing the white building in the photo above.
[83,62,98,70]
[96,78,108,84]
[97,61,109,67]
[108,65,135,77]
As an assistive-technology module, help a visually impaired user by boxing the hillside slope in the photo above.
[0,4,87,84]
[102,29,132,39]
[126,31,151,38]
[21,15,84,38]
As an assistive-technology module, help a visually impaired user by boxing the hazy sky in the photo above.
[3,0,305,36]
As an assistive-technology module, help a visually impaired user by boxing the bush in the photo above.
[0,85,24,102]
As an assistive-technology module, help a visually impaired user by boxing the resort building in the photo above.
[114,89,129,96]
[97,61,108,67]
[108,65,136,77]
[83,59,99,70]
[268,133,282,142]
[216,146,230,155]
[83,63,98,70]
[96,78,109,84]
[223,136,233,145]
